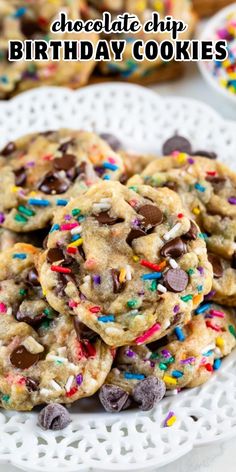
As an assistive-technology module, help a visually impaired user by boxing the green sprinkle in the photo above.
[55,360,63,365]
[19,289,27,296]
[44,307,54,318]
[41,320,51,329]
[128,186,138,191]
[2,394,10,402]
[159,363,168,371]
[165,356,175,364]
[197,285,203,293]
[127,299,137,308]
[14,213,28,223]
[229,325,236,338]
[150,352,159,359]
[18,205,35,217]
[198,232,208,240]
[72,208,81,217]
[187,268,195,275]
[150,280,157,292]
[181,295,193,302]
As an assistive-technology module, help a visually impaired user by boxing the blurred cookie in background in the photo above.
[192,0,235,17]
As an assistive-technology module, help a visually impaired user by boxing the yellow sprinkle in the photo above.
[166,415,177,427]
[119,268,126,283]
[153,0,164,13]
[163,375,177,385]
[133,255,139,262]
[42,289,47,297]
[11,186,21,192]
[193,294,202,306]
[15,385,24,393]
[177,152,187,164]
[136,0,147,10]
[29,191,37,196]
[216,336,224,348]
[68,238,83,248]
[192,206,200,216]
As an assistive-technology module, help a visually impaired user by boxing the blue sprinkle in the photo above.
[213,359,222,370]
[28,198,50,207]
[195,303,212,315]
[78,216,85,222]
[197,285,203,293]
[71,234,81,242]
[103,175,111,180]
[194,183,206,192]
[102,162,119,171]
[13,253,26,260]
[172,370,183,378]
[0,76,9,84]
[124,372,145,380]
[174,327,185,342]
[202,350,214,357]
[198,232,208,240]
[98,315,115,323]
[13,7,27,18]
[57,199,68,206]
[50,223,60,233]
[141,272,162,280]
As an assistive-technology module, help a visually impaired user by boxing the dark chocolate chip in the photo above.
[192,150,217,160]
[73,317,97,342]
[132,376,166,411]
[182,221,198,241]
[163,136,192,155]
[119,173,128,184]
[25,377,39,392]
[94,211,124,225]
[99,133,122,152]
[53,154,76,171]
[148,336,169,351]
[111,269,126,293]
[10,345,41,369]
[94,165,106,177]
[15,310,46,327]
[47,248,64,264]
[208,253,223,278]
[126,228,146,246]
[160,237,187,259]
[78,244,86,261]
[27,268,40,286]
[14,167,27,187]
[58,140,74,154]
[38,403,71,431]
[99,384,131,413]
[38,172,69,194]
[21,18,45,38]
[205,175,226,191]
[1,141,16,156]
[165,181,178,192]
[164,269,189,292]
[138,205,163,227]
[190,415,199,422]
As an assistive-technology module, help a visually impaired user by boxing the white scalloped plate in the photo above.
[0,84,236,472]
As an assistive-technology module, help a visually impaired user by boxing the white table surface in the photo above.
[1,55,236,472]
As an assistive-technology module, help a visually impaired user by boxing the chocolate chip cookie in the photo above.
[0,129,124,232]
[38,181,212,347]
[0,243,113,410]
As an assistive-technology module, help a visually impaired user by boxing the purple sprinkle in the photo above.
[64,214,72,221]
[197,266,204,275]
[204,290,216,300]
[173,304,180,313]
[92,274,101,285]
[0,213,5,223]
[26,161,35,167]
[125,349,135,358]
[188,158,195,164]
[161,349,171,359]
[76,373,83,386]
[180,357,195,365]
[228,197,236,205]
[164,411,175,427]
[132,218,141,228]
[150,361,155,368]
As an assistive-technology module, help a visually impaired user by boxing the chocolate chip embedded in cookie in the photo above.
[38,181,212,347]
[0,243,113,411]
[0,129,125,232]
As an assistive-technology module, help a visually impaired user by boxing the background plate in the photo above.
[0,84,236,472]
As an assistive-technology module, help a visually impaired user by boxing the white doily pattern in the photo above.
[0,84,236,472]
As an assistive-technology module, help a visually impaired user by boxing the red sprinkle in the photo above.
[140,259,163,271]
[206,171,216,176]
[177,213,184,218]
[206,320,221,332]
[67,247,77,255]
[83,340,96,358]
[89,306,101,313]
[42,154,53,161]
[51,266,72,274]
[66,386,78,398]
[204,363,213,372]
[60,223,78,231]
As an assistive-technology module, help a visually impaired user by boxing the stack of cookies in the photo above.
[0,129,235,423]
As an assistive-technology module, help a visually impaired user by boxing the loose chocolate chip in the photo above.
[190,415,199,422]
[164,268,189,292]
[38,172,69,194]
[10,345,40,369]
[162,136,192,155]
[38,403,71,431]
[99,384,131,413]
[138,205,163,227]
[192,150,217,160]
[15,310,47,327]
[126,228,146,246]
[1,141,16,156]
[47,248,64,264]
[111,269,126,293]
[27,268,40,286]
[94,211,124,225]
[53,154,76,171]
[182,221,198,241]
[133,376,166,411]
[25,377,39,392]
[208,253,223,278]
[160,237,187,259]
[99,133,122,151]
[14,167,27,187]
[73,317,97,342]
